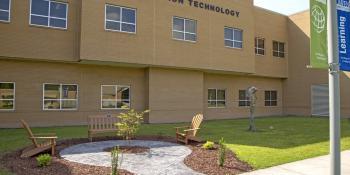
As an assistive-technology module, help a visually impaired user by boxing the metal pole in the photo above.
[327,0,341,175]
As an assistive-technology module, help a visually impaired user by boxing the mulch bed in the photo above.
[0,136,252,175]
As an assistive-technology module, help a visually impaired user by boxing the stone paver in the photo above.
[60,140,202,175]
[241,151,350,175]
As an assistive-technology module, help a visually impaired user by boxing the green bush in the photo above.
[202,141,215,150]
[36,154,52,167]
[218,137,226,167]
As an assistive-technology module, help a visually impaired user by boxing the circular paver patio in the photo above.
[60,140,203,175]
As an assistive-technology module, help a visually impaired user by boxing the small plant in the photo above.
[202,141,215,150]
[36,154,52,167]
[218,137,226,167]
[111,146,123,175]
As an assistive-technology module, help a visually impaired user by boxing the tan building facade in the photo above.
[0,0,349,128]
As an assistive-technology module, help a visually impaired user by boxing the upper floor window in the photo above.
[30,0,68,29]
[225,27,243,49]
[255,37,265,55]
[0,82,15,110]
[238,90,250,107]
[265,90,277,106]
[43,83,78,110]
[172,17,197,42]
[101,85,130,110]
[105,4,136,33]
[0,0,10,22]
[273,41,285,58]
[208,89,226,108]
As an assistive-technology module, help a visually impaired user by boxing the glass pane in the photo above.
[31,0,49,16]
[102,100,116,109]
[31,15,48,26]
[0,100,13,109]
[234,29,243,41]
[102,86,116,100]
[225,40,233,47]
[239,101,246,107]
[122,8,135,24]
[217,101,226,107]
[50,18,66,28]
[208,89,216,100]
[258,39,264,48]
[279,52,285,58]
[217,90,225,101]
[273,51,279,57]
[117,87,130,100]
[173,17,184,31]
[50,2,67,18]
[185,33,196,41]
[258,49,265,55]
[118,100,130,109]
[61,100,77,109]
[121,23,135,32]
[234,42,243,48]
[185,19,196,33]
[173,31,184,40]
[208,101,216,108]
[273,42,278,51]
[0,84,14,99]
[0,11,9,21]
[0,0,10,10]
[44,100,60,109]
[106,21,120,31]
[224,28,233,40]
[106,5,120,21]
[44,84,60,99]
[265,101,270,106]
[265,91,270,101]
[62,85,77,99]
[239,90,246,100]
[271,101,277,106]
[279,43,285,52]
[271,91,277,100]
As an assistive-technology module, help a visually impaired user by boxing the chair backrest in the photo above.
[20,120,38,147]
[88,115,118,131]
[190,114,203,136]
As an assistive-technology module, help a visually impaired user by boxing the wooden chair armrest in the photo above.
[183,128,200,132]
[175,126,190,129]
[33,133,56,136]
[30,136,58,139]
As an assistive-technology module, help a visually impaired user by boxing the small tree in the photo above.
[218,137,226,167]
[115,106,150,141]
[111,146,123,175]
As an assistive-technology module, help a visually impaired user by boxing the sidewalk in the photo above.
[241,151,350,175]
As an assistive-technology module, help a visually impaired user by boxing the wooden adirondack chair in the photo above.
[20,120,57,158]
[175,114,204,145]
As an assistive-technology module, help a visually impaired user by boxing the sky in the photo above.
[254,0,310,15]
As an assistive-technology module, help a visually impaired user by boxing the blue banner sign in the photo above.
[338,0,350,71]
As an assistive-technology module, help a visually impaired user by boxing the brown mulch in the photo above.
[0,136,252,175]
[103,146,150,154]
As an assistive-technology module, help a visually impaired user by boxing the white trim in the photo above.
[104,4,137,34]
[0,0,11,23]
[224,26,243,49]
[172,16,197,42]
[29,0,68,30]
[101,85,131,110]
[255,37,265,56]
[42,83,78,111]
[0,82,15,111]
[207,88,226,108]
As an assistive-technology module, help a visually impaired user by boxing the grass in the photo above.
[0,116,350,174]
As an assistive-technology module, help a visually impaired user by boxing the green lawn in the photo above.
[1,116,350,174]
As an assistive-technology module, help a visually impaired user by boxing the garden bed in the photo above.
[0,136,252,175]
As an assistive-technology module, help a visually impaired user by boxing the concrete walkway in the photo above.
[60,140,202,175]
[241,151,350,175]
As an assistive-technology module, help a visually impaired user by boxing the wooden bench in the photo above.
[88,115,119,141]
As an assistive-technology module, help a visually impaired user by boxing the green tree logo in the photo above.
[311,5,326,34]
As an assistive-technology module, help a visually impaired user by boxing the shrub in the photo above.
[111,146,123,175]
[36,154,52,167]
[218,137,226,167]
[202,141,215,150]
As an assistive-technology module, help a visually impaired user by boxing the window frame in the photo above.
[0,82,15,111]
[101,85,131,110]
[272,41,286,58]
[0,0,11,23]
[104,4,137,34]
[264,90,278,107]
[255,37,265,56]
[208,88,226,109]
[172,16,197,43]
[238,90,250,107]
[42,83,79,111]
[224,26,243,49]
[29,0,69,30]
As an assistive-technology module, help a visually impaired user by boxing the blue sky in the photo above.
[254,0,309,15]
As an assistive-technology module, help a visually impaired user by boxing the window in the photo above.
[172,17,197,42]
[30,0,68,29]
[0,0,10,22]
[265,90,277,106]
[101,85,130,109]
[255,37,265,55]
[0,82,15,110]
[105,4,136,33]
[238,90,250,107]
[208,89,226,108]
[273,41,285,58]
[43,84,78,110]
[225,27,243,49]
